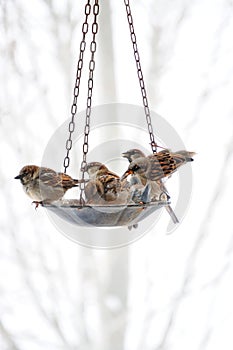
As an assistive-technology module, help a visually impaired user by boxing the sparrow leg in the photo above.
[32,201,42,209]
[127,223,138,230]
[32,199,52,209]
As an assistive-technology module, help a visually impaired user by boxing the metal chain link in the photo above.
[79,0,100,203]
[124,0,157,153]
[63,1,91,173]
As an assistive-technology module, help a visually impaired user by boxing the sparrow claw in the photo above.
[128,223,138,230]
[32,201,42,209]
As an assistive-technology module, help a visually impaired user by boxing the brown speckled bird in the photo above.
[122,149,168,201]
[84,162,129,204]
[122,149,195,224]
[15,165,80,206]
[122,149,195,183]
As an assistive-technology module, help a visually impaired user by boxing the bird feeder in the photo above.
[43,0,170,228]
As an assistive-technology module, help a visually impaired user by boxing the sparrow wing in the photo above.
[158,154,176,176]
[97,169,120,179]
[101,175,121,193]
[60,174,80,189]
[159,150,194,174]
[145,154,170,180]
[97,169,121,193]
[146,149,195,180]
[148,151,177,179]
[108,170,120,179]
[39,167,61,187]
[39,167,78,189]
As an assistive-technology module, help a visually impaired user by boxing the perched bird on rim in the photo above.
[122,148,195,224]
[83,162,129,204]
[122,149,196,183]
[122,148,169,201]
[15,165,81,207]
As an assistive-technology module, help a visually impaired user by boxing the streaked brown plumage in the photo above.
[121,149,196,183]
[84,162,129,204]
[122,149,195,224]
[15,165,80,205]
[122,148,168,200]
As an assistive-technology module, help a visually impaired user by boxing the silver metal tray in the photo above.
[43,199,169,227]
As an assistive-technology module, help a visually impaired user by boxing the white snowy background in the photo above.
[1,0,233,349]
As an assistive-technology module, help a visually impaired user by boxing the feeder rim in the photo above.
[42,200,170,209]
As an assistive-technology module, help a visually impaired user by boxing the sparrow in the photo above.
[122,148,169,201]
[83,162,129,204]
[15,165,80,207]
[121,149,196,183]
[122,149,195,224]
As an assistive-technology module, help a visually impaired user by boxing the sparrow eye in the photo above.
[133,165,140,171]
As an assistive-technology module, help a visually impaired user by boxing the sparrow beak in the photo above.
[14,174,23,180]
[121,169,133,181]
[122,151,129,158]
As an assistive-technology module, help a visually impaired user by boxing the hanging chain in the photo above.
[79,0,100,203]
[63,1,91,173]
[124,0,157,154]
